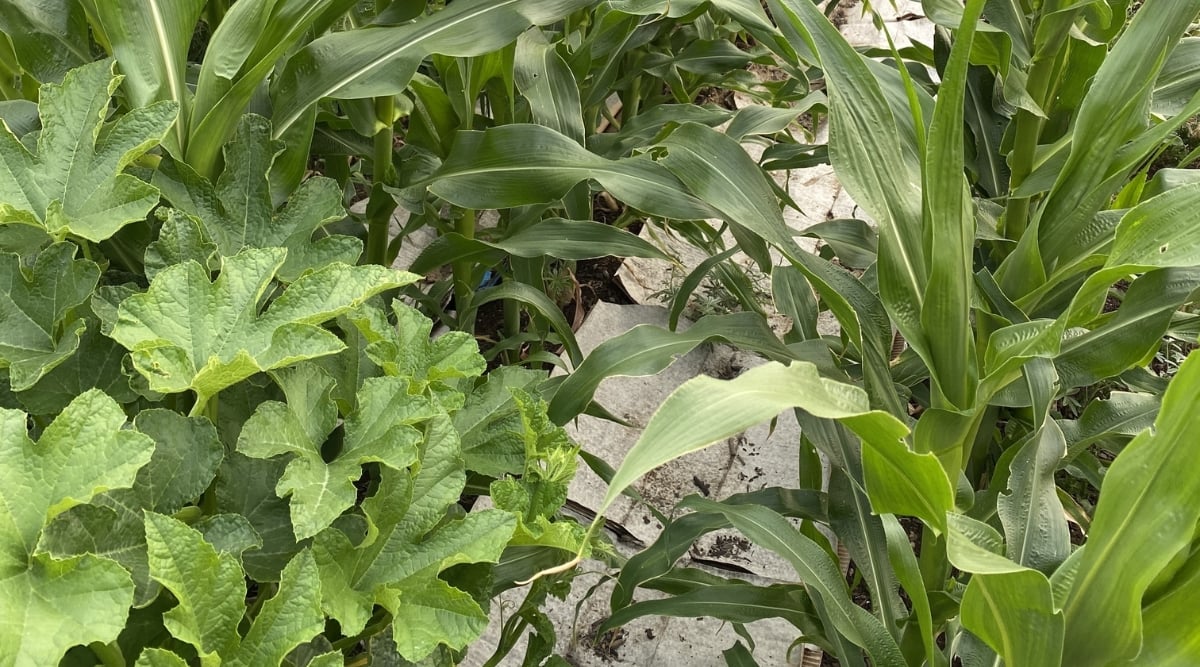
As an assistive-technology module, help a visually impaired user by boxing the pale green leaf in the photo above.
[455,366,547,477]
[386,577,489,660]
[312,414,515,643]
[238,364,436,540]
[0,243,98,391]
[226,550,324,667]
[0,60,177,241]
[155,115,361,281]
[144,511,245,659]
[40,409,222,606]
[0,390,152,667]
[110,248,416,407]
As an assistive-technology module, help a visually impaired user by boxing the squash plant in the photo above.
[0,61,599,666]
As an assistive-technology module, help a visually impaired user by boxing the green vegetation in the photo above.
[0,1,1198,665]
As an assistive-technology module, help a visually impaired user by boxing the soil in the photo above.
[580,619,628,663]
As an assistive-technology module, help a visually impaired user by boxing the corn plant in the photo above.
[531,1,1200,665]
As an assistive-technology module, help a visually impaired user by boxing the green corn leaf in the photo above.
[0,60,177,242]
[468,281,585,369]
[767,0,927,367]
[109,248,415,409]
[0,0,90,83]
[596,361,953,533]
[0,243,99,391]
[515,30,586,145]
[0,390,154,667]
[962,569,1064,667]
[1153,36,1200,116]
[424,124,719,221]
[272,0,594,137]
[155,115,361,281]
[1055,267,1200,390]
[920,0,985,410]
[610,487,825,609]
[410,219,670,275]
[1061,351,1200,663]
[238,364,437,540]
[681,498,905,666]
[601,583,821,634]
[144,513,324,665]
[312,414,515,655]
[41,409,223,607]
[1036,0,1200,270]
[88,0,207,157]
[546,312,795,425]
[186,0,359,179]
[997,422,1069,574]
[1058,391,1160,458]
[1133,550,1200,666]
[1065,183,1200,327]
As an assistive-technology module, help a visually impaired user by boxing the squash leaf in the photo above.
[0,243,99,391]
[154,114,360,282]
[238,364,438,540]
[110,247,417,410]
[0,390,154,666]
[0,59,177,242]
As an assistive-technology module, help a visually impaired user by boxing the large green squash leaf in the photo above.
[347,300,485,411]
[40,410,223,606]
[155,115,361,281]
[238,364,438,540]
[109,247,416,410]
[0,390,154,667]
[143,513,324,666]
[0,60,177,242]
[0,243,99,391]
[312,414,516,659]
[0,0,90,83]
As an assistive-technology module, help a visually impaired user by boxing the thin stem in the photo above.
[452,208,477,333]
[89,641,125,667]
[503,297,522,364]
[366,95,396,266]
